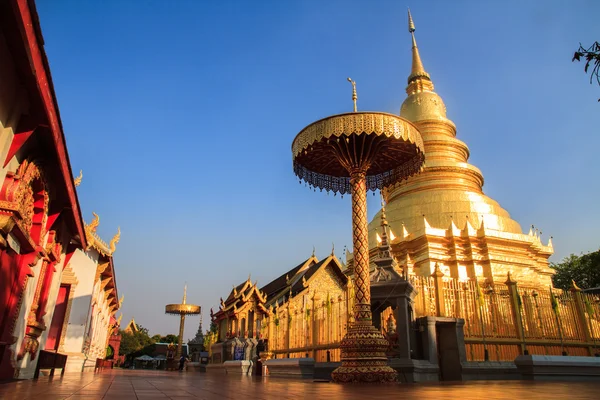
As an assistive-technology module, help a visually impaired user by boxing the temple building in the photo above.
[124,318,140,334]
[0,0,122,379]
[210,253,349,362]
[58,213,122,372]
[212,278,269,343]
[357,12,554,288]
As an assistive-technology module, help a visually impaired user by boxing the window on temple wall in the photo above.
[240,318,246,338]
[86,303,96,341]
[45,284,70,350]
[248,311,254,338]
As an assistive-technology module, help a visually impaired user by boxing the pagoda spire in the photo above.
[406,9,434,93]
[379,193,390,248]
[182,283,187,304]
[377,193,393,260]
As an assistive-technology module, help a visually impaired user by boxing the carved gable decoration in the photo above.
[0,159,50,249]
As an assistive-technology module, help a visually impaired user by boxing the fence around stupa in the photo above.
[264,293,351,362]
[261,274,600,362]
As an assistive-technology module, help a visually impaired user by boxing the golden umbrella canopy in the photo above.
[165,304,201,315]
[292,111,425,194]
[164,284,201,359]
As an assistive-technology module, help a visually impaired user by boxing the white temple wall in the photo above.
[62,249,98,355]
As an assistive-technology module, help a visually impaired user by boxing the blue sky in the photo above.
[36,0,599,339]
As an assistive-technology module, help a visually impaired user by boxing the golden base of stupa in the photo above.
[331,322,398,383]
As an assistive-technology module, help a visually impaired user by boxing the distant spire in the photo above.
[182,283,187,304]
[406,9,433,91]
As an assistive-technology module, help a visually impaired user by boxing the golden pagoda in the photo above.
[359,10,554,287]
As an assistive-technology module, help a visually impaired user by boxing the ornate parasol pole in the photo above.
[165,284,201,358]
[291,80,425,383]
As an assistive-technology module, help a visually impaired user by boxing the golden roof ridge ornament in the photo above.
[407,9,433,90]
[74,170,83,187]
[84,212,100,250]
[109,227,121,254]
[347,77,357,112]
[89,212,100,232]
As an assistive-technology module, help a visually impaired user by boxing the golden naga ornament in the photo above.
[84,212,99,249]
[74,170,83,187]
[110,227,121,254]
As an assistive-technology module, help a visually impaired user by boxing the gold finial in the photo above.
[408,8,416,33]
[182,283,187,304]
[331,242,335,256]
[117,313,123,325]
[347,77,357,112]
[74,170,83,187]
[109,227,121,254]
[406,9,431,86]
[89,212,100,232]
[118,295,124,308]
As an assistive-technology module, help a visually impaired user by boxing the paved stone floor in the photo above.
[1,369,600,399]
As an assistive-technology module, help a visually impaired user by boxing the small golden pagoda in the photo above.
[360,11,554,288]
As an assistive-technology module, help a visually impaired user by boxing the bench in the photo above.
[94,358,114,372]
[34,350,67,379]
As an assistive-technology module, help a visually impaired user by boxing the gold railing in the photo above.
[258,272,600,362]
[411,273,600,361]
[263,294,349,362]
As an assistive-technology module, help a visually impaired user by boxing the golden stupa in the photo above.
[360,11,554,287]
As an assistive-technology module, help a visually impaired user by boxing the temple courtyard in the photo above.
[0,370,599,399]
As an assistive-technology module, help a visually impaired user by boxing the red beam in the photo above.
[13,0,86,248]
[4,128,35,167]
[45,210,61,232]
